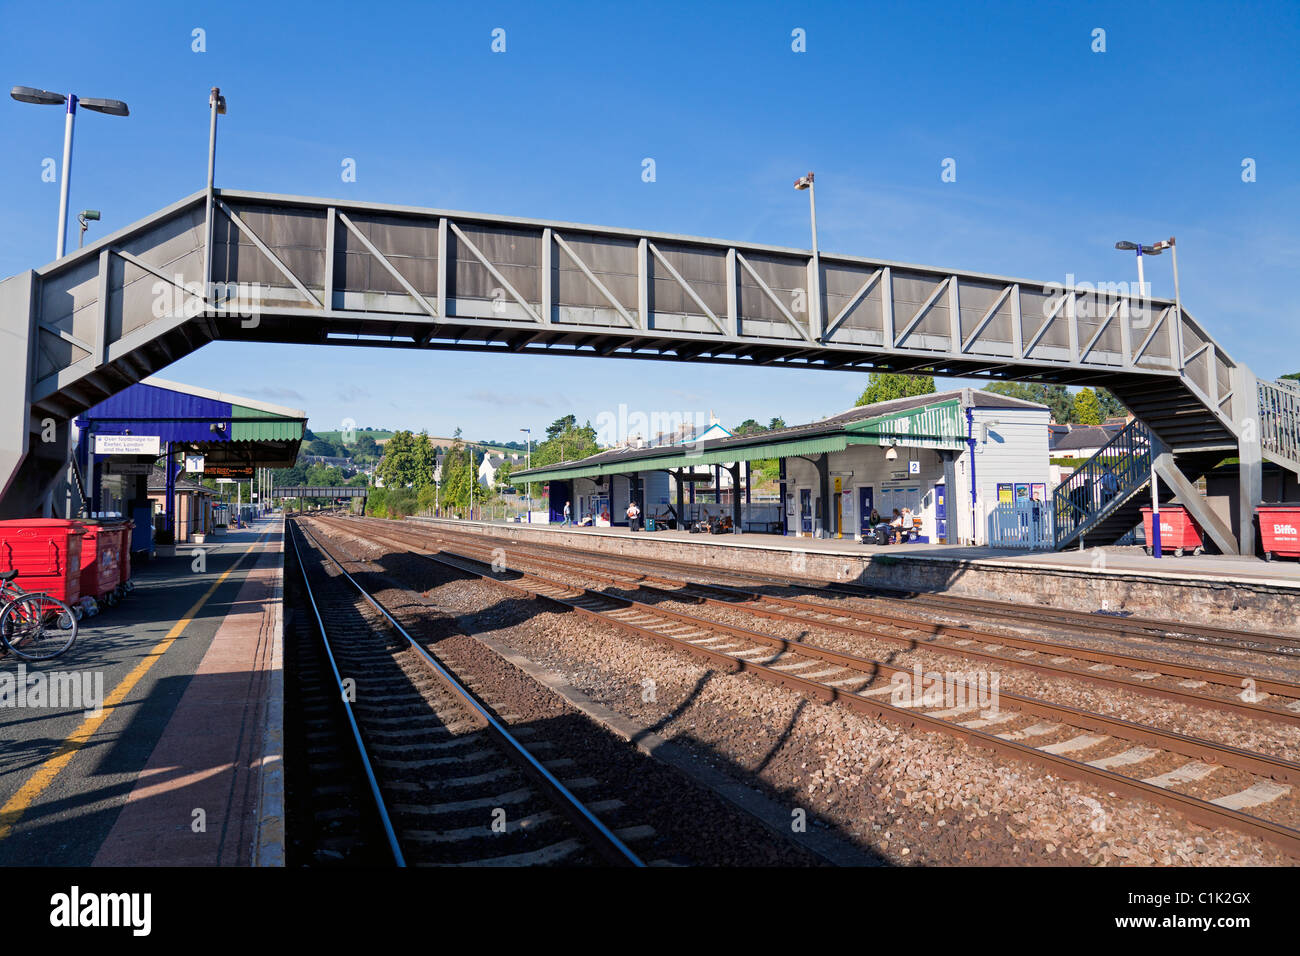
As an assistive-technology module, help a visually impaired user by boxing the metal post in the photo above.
[965,397,978,545]
[164,442,176,534]
[807,176,822,339]
[1149,445,1162,559]
[1168,236,1184,371]
[202,88,223,301]
[55,95,77,259]
[779,458,788,536]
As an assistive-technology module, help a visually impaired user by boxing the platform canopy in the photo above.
[512,390,1009,484]
[77,376,307,476]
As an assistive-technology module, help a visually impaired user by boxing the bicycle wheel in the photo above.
[0,592,78,660]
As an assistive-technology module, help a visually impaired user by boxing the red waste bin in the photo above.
[78,520,123,608]
[1256,504,1300,561]
[0,518,84,606]
[1140,504,1205,556]
[93,518,134,596]
[113,519,134,592]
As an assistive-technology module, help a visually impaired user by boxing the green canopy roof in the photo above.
[516,397,966,484]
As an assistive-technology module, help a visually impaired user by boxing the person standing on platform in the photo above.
[562,500,571,527]
[626,499,642,532]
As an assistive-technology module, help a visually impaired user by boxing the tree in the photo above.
[545,415,577,441]
[854,373,936,407]
[352,434,380,461]
[533,418,599,468]
[1072,388,1103,425]
[1095,388,1127,422]
[375,430,436,489]
[768,417,786,431]
[733,419,765,436]
[1282,372,1300,381]
[495,461,513,490]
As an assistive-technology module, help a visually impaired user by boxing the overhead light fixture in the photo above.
[79,96,129,116]
[793,171,814,191]
[10,86,66,106]
[884,444,898,461]
[1115,239,1161,256]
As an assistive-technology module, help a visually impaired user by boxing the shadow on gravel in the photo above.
[353,543,893,866]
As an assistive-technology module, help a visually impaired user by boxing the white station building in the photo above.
[514,388,1052,547]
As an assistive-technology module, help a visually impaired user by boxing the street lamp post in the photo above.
[520,428,532,523]
[10,86,129,259]
[793,172,821,338]
[1114,239,1171,559]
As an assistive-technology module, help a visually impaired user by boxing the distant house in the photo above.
[1051,424,1124,459]
[478,453,509,487]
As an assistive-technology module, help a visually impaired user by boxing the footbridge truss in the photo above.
[2,188,1295,550]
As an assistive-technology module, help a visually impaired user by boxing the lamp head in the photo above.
[794,172,814,190]
[10,86,65,106]
[80,97,129,116]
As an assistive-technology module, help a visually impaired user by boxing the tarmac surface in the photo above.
[0,518,282,866]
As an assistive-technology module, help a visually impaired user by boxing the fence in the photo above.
[987,500,1054,549]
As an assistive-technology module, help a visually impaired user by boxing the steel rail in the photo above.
[344,522,1300,782]
[288,521,407,867]
[407,517,1300,657]
[333,523,1300,858]
[296,520,646,868]
[346,519,1300,726]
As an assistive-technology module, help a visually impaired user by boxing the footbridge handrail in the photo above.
[1052,419,1152,549]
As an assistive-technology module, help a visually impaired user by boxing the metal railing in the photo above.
[1259,378,1300,471]
[1052,419,1152,548]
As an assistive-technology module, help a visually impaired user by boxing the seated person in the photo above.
[578,514,594,526]
[693,508,713,533]
[888,508,905,543]
[898,507,915,542]
[717,514,733,533]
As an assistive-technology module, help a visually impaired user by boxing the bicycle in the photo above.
[0,569,79,661]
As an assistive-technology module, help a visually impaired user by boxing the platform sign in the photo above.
[104,461,151,476]
[908,460,921,475]
[204,464,255,479]
[184,455,205,473]
[93,434,161,456]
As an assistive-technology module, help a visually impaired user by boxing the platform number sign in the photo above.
[908,460,920,475]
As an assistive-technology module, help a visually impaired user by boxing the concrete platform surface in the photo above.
[0,517,284,866]
[462,519,1300,589]
[413,517,1298,634]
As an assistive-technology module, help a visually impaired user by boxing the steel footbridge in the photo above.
[2,187,1295,551]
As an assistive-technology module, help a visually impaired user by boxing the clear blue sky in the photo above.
[2,0,1296,442]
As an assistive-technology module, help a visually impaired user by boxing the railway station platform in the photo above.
[412,517,1300,635]
[0,517,284,866]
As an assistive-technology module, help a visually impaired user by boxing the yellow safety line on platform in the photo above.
[0,529,273,842]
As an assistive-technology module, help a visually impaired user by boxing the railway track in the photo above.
[407,518,1300,659]
[313,516,1300,858]
[329,517,1300,726]
[287,519,646,867]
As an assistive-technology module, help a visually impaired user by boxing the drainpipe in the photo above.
[965,392,977,545]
